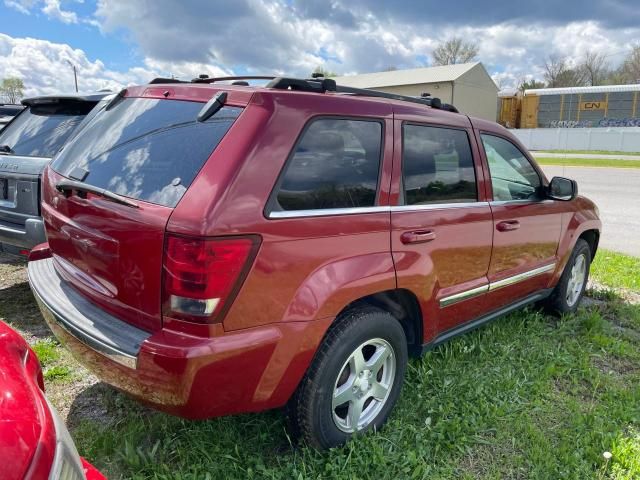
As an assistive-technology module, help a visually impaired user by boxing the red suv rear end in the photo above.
[29,77,601,449]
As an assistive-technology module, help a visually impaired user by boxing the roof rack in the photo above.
[147,75,459,113]
[191,75,277,83]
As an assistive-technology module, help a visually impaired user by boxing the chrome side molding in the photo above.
[488,263,556,291]
[440,263,556,307]
[439,284,489,307]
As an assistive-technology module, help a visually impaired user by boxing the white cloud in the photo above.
[41,0,78,24]
[0,33,233,99]
[4,0,37,14]
[4,0,82,23]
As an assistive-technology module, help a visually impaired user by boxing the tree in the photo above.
[619,44,640,84]
[0,77,24,104]
[543,56,586,87]
[579,52,609,86]
[518,78,545,92]
[432,38,478,66]
[311,66,337,78]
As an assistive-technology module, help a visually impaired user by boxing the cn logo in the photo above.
[584,102,601,110]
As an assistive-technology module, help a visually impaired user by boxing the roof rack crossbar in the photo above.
[266,77,337,93]
[149,77,187,84]
[335,85,459,113]
[191,75,277,84]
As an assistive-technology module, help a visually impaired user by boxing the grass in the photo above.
[533,150,640,156]
[1,251,639,479]
[535,157,640,169]
[591,250,640,292]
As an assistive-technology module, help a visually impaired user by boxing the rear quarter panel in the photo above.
[169,91,398,332]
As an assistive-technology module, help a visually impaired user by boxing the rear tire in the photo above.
[287,306,408,449]
[544,239,591,314]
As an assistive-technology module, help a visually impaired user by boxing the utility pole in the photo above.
[65,60,78,92]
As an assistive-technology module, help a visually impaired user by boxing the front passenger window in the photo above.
[481,134,541,202]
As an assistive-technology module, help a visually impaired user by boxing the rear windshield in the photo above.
[0,102,95,158]
[51,98,242,208]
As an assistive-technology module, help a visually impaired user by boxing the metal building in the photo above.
[520,85,640,128]
[334,62,499,121]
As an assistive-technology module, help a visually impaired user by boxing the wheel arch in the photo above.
[578,229,600,260]
[327,288,424,357]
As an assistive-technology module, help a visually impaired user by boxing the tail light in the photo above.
[162,234,261,324]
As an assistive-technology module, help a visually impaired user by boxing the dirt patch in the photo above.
[592,355,640,378]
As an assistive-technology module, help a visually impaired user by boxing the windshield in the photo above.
[51,97,242,208]
[0,102,96,158]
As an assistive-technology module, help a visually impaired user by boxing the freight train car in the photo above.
[500,85,640,129]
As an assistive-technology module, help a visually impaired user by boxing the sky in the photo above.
[1,0,639,97]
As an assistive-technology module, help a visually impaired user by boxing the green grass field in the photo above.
[535,157,640,169]
[1,250,639,479]
[534,150,640,156]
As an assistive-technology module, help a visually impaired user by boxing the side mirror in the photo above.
[548,176,578,201]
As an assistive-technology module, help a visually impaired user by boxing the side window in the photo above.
[481,134,541,202]
[274,118,382,211]
[402,124,477,205]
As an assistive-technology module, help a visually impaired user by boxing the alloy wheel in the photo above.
[331,338,396,433]
[566,253,587,307]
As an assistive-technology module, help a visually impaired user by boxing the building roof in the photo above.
[334,62,483,88]
[498,88,520,97]
[524,84,640,96]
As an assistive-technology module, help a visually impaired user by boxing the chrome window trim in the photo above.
[268,201,491,219]
[439,284,489,307]
[391,201,489,212]
[489,263,556,291]
[489,199,554,206]
[440,262,557,308]
[268,206,390,219]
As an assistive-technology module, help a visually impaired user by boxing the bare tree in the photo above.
[543,56,586,87]
[579,52,609,86]
[620,44,640,84]
[432,38,479,66]
[543,56,567,87]
[0,77,24,104]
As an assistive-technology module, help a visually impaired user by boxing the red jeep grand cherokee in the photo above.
[28,76,601,449]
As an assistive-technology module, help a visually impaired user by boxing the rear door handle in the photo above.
[496,220,521,232]
[400,230,436,244]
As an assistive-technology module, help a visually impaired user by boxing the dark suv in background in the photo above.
[0,92,110,256]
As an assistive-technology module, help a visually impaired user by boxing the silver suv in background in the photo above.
[0,92,111,256]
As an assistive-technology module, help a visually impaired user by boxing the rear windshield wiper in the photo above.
[55,179,139,209]
[0,145,13,154]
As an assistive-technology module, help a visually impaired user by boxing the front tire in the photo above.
[545,239,591,314]
[288,306,408,449]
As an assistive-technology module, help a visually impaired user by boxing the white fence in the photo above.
[511,127,640,152]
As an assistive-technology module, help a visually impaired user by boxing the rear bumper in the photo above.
[28,257,331,418]
[0,217,46,253]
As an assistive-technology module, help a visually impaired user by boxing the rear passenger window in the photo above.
[274,118,382,211]
[402,125,477,205]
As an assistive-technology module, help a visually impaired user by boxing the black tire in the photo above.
[287,306,408,449]
[544,239,591,315]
